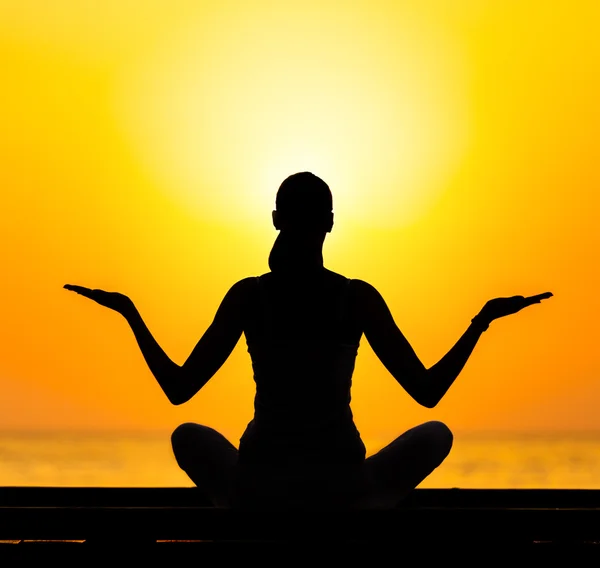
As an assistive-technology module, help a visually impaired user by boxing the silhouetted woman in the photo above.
[65,172,552,510]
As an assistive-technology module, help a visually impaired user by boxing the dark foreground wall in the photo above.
[1,487,600,558]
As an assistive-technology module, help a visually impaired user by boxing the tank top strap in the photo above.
[255,275,274,340]
[333,278,353,336]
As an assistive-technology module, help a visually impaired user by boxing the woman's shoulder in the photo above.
[229,276,262,295]
[323,270,378,295]
[221,277,261,306]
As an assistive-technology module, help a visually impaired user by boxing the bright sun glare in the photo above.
[117,3,471,228]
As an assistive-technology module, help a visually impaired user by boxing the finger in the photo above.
[63,284,92,296]
[64,284,87,292]
[528,292,553,303]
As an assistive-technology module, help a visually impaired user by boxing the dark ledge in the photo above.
[1,487,600,545]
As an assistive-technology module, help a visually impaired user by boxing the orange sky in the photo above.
[0,1,599,450]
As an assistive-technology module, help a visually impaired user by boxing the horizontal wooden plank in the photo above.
[2,488,600,542]
[3,487,600,508]
[0,486,212,507]
[2,506,600,541]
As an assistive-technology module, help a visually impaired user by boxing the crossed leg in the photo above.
[171,423,362,510]
[360,420,453,509]
[171,420,453,510]
[171,422,238,507]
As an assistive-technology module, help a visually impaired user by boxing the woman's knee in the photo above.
[171,423,209,467]
[423,420,453,462]
[171,422,238,470]
[172,422,197,448]
[171,423,191,467]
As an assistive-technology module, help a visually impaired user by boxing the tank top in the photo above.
[239,274,366,466]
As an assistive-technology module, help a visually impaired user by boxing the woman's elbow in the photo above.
[168,381,204,405]
[419,396,439,409]
[164,370,198,405]
[401,374,438,408]
[412,387,439,408]
[166,390,189,406]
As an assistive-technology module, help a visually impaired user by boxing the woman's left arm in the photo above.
[64,279,249,405]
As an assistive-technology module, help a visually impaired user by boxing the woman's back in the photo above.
[239,268,367,467]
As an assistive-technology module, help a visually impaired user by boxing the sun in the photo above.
[116,2,470,229]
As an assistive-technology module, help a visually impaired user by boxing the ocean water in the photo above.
[1,431,600,488]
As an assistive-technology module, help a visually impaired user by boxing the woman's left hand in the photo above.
[477,292,553,325]
[64,284,135,316]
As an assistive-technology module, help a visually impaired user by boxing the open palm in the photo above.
[64,284,134,315]
[478,292,553,324]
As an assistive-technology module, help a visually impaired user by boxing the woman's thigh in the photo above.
[362,421,453,507]
[171,422,238,506]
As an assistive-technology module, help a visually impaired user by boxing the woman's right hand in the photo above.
[475,292,553,327]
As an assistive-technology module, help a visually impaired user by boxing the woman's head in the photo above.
[272,172,333,234]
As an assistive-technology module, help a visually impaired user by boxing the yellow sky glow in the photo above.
[115,1,471,228]
[0,1,599,451]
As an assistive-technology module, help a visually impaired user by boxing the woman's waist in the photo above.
[246,337,359,350]
[239,417,366,463]
[252,398,353,430]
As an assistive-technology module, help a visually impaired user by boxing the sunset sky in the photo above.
[1,1,598,451]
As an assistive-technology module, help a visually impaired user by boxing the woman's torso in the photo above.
[239,269,366,466]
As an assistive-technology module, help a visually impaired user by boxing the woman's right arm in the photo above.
[64,279,249,406]
[356,280,552,408]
